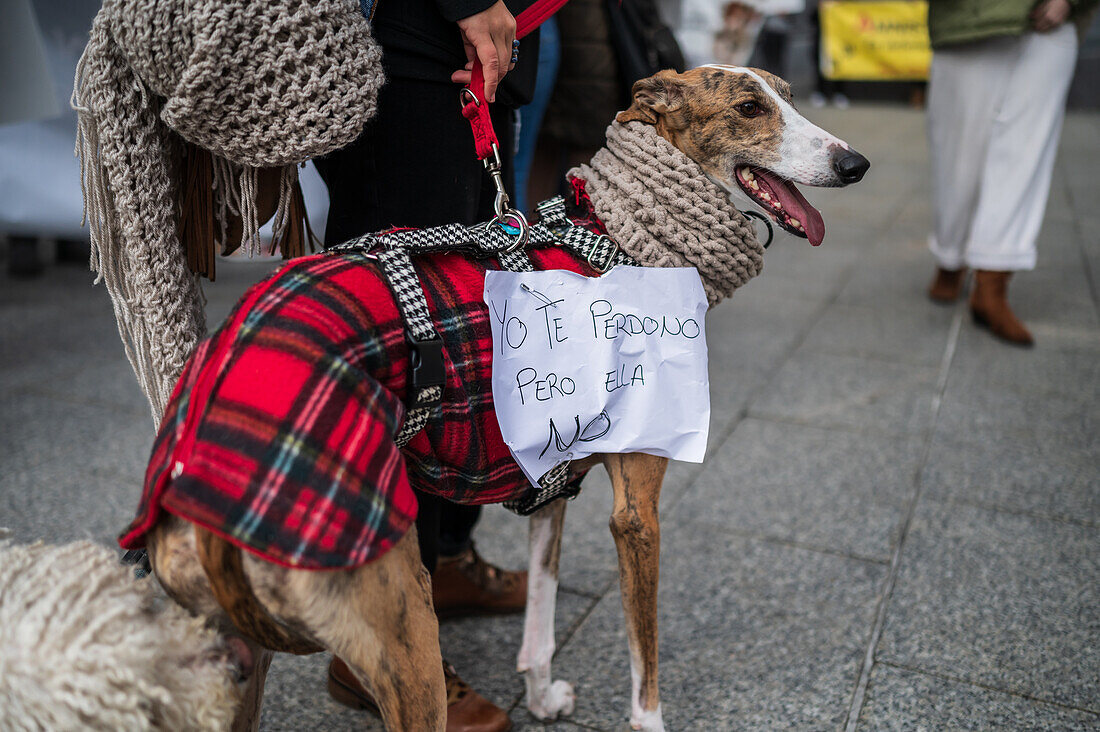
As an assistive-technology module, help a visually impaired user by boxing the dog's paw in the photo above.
[527,679,576,720]
[630,703,665,732]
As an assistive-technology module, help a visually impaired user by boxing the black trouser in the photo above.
[314,75,516,573]
[315,76,516,240]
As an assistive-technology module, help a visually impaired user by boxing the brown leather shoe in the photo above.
[328,657,512,732]
[432,544,527,619]
[928,266,967,303]
[970,270,1034,346]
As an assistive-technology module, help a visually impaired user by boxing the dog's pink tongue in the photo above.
[759,171,826,246]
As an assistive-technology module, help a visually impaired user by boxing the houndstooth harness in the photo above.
[328,196,635,515]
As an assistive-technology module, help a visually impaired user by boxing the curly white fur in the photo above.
[0,541,240,731]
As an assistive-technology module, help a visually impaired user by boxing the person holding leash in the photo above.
[314,1,540,729]
[925,0,1097,345]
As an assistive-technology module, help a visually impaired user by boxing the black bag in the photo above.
[605,0,687,93]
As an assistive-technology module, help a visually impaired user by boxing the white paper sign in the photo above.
[484,266,710,487]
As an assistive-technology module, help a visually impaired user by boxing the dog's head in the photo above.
[617,66,870,247]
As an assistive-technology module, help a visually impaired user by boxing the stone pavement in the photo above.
[1,105,1097,730]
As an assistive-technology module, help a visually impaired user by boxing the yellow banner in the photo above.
[820,1,931,81]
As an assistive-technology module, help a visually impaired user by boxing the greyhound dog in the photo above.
[126,66,868,732]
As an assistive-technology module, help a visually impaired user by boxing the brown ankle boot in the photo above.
[928,267,966,303]
[328,657,512,732]
[431,544,527,619]
[969,270,1034,346]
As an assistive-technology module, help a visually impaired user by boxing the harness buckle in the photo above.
[407,334,445,396]
[586,234,619,273]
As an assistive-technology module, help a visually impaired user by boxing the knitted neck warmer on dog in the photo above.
[570,121,764,306]
[72,0,383,419]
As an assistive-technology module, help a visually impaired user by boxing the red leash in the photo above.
[460,0,570,161]
[459,0,571,247]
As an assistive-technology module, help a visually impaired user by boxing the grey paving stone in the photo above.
[836,241,943,311]
[1034,218,1090,267]
[1009,268,1100,332]
[748,351,938,437]
[705,294,820,421]
[738,244,859,302]
[0,390,151,480]
[878,501,1100,711]
[946,324,1100,397]
[438,590,593,712]
[889,195,933,234]
[922,429,1099,527]
[857,663,1100,731]
[262,653,378,731]
[673,418,922,561]
[549,526,884,730]
[1,460,136,547]
[800,301,954,368]
[934,374,1098,456]
[16,350,151,418]
[473,484,619,599]
[508,718,590,731]
[0,278,119,382]
[202,258,282,326]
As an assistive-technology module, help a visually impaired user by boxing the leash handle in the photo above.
[459,0,565,159]
[460,0,569,161]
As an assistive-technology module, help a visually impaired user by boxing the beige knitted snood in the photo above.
[72,0,383,420]
[570,121,764,306]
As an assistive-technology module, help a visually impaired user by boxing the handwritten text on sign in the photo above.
[485,266,710,487]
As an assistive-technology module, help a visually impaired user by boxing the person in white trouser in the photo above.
[925,0,1093,346]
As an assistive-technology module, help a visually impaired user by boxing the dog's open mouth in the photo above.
[735,167,825,247]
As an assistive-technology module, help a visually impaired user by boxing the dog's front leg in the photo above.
[517,498,575,719]
[605,452,668,732]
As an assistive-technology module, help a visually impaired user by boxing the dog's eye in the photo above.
[737,102,764,118]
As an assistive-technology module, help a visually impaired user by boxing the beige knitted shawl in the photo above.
[72,0,383,419]
[570,121,764,306]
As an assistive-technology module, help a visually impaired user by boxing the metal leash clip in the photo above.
[458,90,530,253]
[481,143,530,252]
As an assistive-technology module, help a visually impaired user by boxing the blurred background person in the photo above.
[747,0,807,78]
[809,3,849,107]
[524,0,685,208]
[714,2,765,66]
[925,0,1097,346]
[513,16,561,213]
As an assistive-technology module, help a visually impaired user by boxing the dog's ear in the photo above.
[616,70,686,126]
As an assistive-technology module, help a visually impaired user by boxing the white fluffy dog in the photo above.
[0,540,244,731]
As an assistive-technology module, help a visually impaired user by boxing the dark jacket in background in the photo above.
[541,0,622,147]
[928,0,1099,48]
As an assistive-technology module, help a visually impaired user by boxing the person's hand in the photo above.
[451,1,517,103]
[1031,0,1072,32]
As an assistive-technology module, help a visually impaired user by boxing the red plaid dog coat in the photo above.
[120,243,597,570]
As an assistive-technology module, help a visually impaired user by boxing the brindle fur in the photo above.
[617,67,793,185]
[142,67,861,732]
[150,516,445,731]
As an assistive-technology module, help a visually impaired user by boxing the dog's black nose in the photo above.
[834,150,870,184]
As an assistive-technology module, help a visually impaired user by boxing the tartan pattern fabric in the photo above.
[371,223,539,447]
[121,243,597,570]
